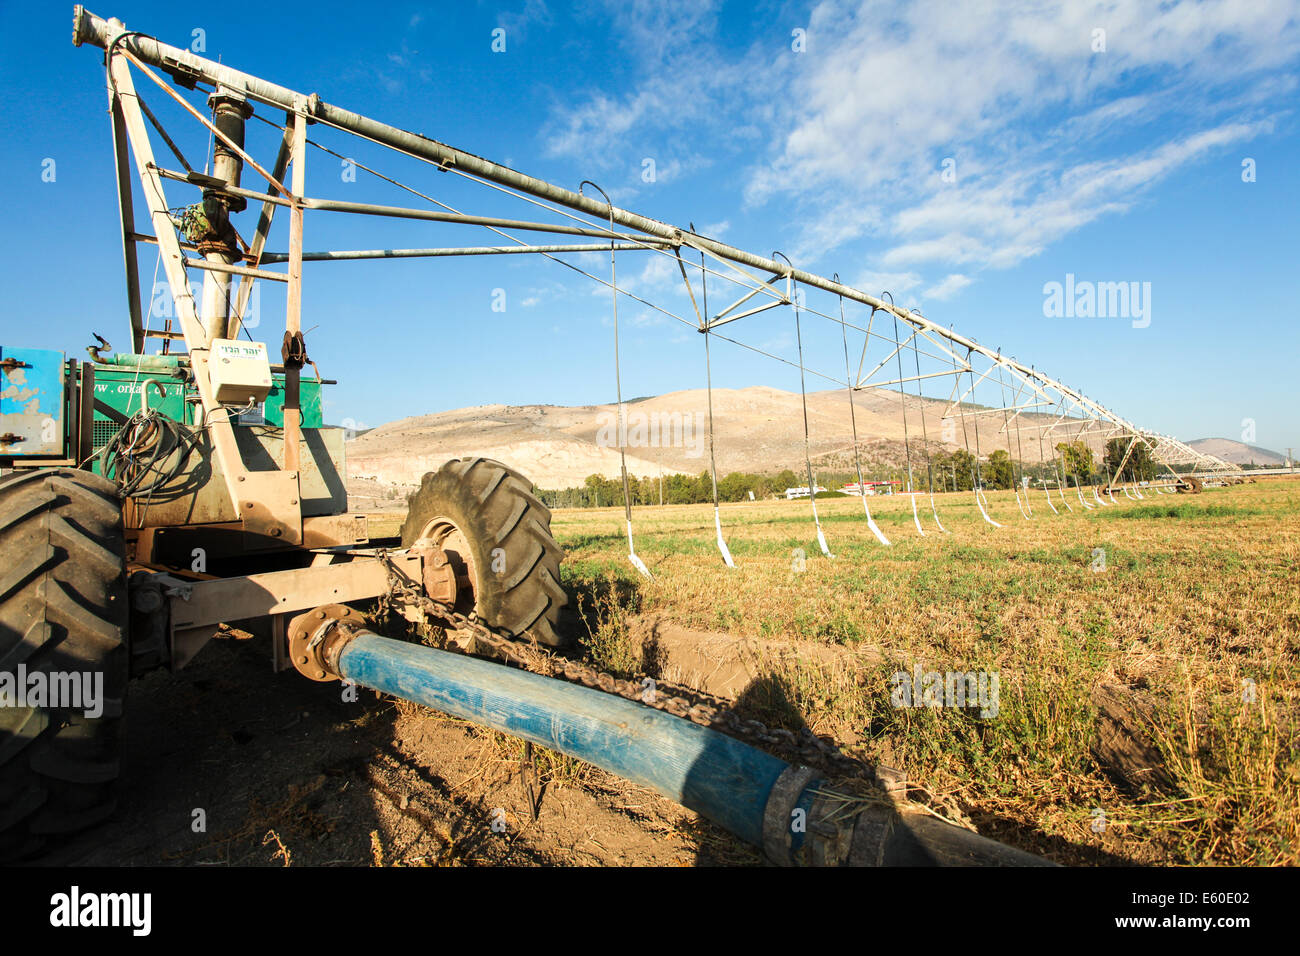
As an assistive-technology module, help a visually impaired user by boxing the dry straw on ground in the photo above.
[371,476,1299,865]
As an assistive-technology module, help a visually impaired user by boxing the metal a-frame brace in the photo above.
[75,5,1239,519]
[105,39,301,542]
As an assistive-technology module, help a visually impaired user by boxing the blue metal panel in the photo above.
[0,347,66,458]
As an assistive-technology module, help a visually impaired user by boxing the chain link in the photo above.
[377,560,885,784]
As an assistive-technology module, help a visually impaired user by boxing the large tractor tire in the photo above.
[401,458,568,647]
[0,468,128,860]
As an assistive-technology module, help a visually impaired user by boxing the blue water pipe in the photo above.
[326,628,1051,866]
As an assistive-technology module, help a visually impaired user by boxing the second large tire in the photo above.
[400,458,568,647]
[0,468,128,860]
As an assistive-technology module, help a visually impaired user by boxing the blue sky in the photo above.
[1,0,1297,452]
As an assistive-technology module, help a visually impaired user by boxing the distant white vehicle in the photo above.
[841,481,898,496]
[784,485,828,499]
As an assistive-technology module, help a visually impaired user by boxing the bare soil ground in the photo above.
[39,630,758,867]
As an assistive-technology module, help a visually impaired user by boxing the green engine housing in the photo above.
[2,350,346,526]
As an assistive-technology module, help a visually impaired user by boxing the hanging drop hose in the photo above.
[946,337,997,526]
[993,355,1030,521]
[1064,418,1093,510]
[1074,474,1094,509]
[964,354,1003,529]
[698,239,735,568]
[583,180,650,580]
[780,252,832,559]
[1005,360,1034,516]
[1045,401,1074,513]
[835,279,889,546]
[889,305,924,538]
[1053,435,1074,512]
[908,310,947,533]
[294,611,1051,867]
[1034,395,1060,515]
[1094,478,1111,506]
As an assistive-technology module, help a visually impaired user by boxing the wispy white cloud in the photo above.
[497,0,554,41]
[747,0,1297,278]
[538,0,1299,298]
[586,252,688,305]
[922,273,973,301]
[853,270,923,296]
[540,0,762,183]
[881,118,1273,270]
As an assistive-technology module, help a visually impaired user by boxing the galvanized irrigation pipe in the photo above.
[296,617,1050,866]
[69,6,1148,441]
[258,242,668,263]
[82,7,1241,478]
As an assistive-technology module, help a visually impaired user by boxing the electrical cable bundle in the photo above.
[98,407,201,499]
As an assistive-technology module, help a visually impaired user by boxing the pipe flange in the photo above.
[207,85,254,119]
[761,765,819,866]
[287,603,360,682]
[848,805,895,867]
[798,791,857,866]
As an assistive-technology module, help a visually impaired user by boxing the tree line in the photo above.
[537,470,820,510]
[535,438,1165,509]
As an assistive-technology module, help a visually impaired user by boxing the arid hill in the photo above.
[346,385,1089,504]
[1187,437,1287,466]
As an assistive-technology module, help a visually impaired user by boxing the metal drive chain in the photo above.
[376,563,887,786]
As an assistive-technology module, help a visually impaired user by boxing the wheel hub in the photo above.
[413,516,477,617]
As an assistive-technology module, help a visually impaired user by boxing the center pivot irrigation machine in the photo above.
[0,9,1241,865]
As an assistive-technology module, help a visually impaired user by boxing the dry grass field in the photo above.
[370,476,1299,866]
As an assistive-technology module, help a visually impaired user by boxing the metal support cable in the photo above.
[582,180,650,579]
[782,253,832,559]
[697,235,735,568]
[890,302,924,537]
[994,356,1030,520]
[909,313,946,532]
[836,279,889,546]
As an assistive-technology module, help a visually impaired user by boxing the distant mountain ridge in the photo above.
[1187,437,1287,466]
[344,388,1261,504]
[344,385,1083,501]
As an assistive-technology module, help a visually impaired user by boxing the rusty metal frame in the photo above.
[106,40,302,543]
[157,551,421,669]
